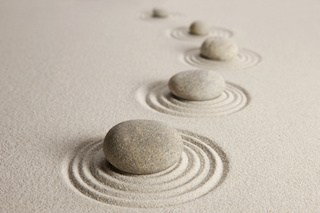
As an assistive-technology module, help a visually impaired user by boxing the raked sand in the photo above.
[1,0,320,212]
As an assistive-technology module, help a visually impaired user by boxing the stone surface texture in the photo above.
[168,70,226,101]
[200,37,239,61]
[189,21,209,36]
[103,120,183,175]
[152,8,168,18]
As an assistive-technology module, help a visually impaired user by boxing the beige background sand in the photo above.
[1,0,320,212]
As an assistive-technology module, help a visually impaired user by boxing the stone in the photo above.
[189,21,209,36]
[152,8,168,18]
[168,70,226,101]
[200,37,239,61]
[103,120,183,175]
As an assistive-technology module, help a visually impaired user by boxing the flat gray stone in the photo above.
[168,70,226,101]
[189,20,209,36]
[152,8,168,18]
[200,37,239,61]
[103,120,183,175]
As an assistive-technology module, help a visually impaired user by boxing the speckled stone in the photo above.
[200,37,239,61]
[152,8,168,18]
[168,70,226,101]
[189,21,209,36]
[103,120,183,175]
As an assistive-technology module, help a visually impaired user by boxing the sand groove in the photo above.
[169,26,233,41]
[137,82,249,117]
[183,48,261,70]
[65,130,228,208]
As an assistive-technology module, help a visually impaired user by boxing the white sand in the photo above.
[1,0,320,212]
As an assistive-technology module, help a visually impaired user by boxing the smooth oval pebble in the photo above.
[152,8,168,18]
[200,37,239,61]
[189,20,209,36]
[168,70,226,101]
[103,120,183,175]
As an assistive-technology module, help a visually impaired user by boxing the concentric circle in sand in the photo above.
[169,26,233,41]
[137,82,249,117]
[63,130,228,208]
[183,48,261,70]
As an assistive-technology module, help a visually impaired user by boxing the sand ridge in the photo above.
[64,130,229,208]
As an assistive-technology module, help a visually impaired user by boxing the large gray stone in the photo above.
[168,70,226,101]
[200,37,239,61]
[103,120,183,175]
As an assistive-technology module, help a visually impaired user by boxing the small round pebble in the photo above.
[189,21,209,36]
[168,70,226,101]
[152,8,168,18]
[103,120,183,175]
[200,37,239,61]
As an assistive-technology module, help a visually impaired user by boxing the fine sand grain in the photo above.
[1,0,320,212]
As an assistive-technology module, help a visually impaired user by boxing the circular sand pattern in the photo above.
[183,48,261,70]
[137,82,249,117]
[169,26,233,41]
[140,11,183,21]
[64,130,228,208]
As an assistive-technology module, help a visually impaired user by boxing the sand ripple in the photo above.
[64,130,228,208]
[183,48,261,70]
[137,82,249,117]
[169,26,233,41]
